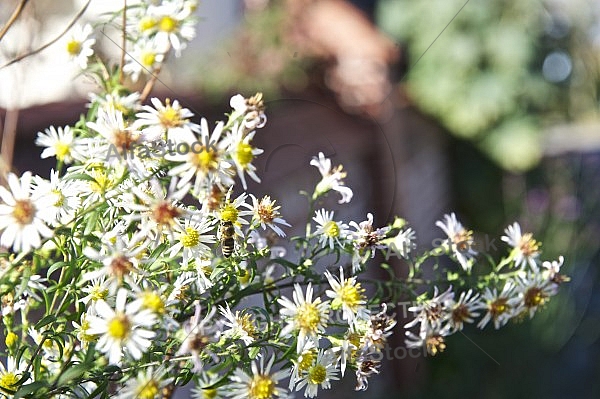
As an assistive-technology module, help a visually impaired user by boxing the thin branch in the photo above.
[118,0,127,84]
[0,0,92,70]
[0,0,29,42]
[1,108,19,175]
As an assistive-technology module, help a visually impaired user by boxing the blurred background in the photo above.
[1,0,600,397]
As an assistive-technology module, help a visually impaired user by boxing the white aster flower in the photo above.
[310,152,353,204]
[167,216,216,267]
[134,97,199,142]
[0,172,54,253]
[65,23,95,69]
[192,372,225,399]
[501,222,541,271]
[245,194,290,237]
[477,281,520,329]
[230,93,267,131]
[143,1,196,56]
[219,304,259,345]
[0,356,29,394]
[293,349,339,398]
[515,272,556,319]
[349,213,390,272]
[387,226,416,259]
[119,366,172,399]
[177,302,218,372]
[312,209,350,250]
[36,125,77,164]
[228,355,289,399]
[405,323,451,356]
[435,213,477,271]
[32,170,83,225]
[87,289,157,364]
[444,289,480,332]
[89,91,141,117]
[324,266,369,324]
[278,283,330,353]
[226,123,263,189]
[123,39,165,82]
[405,286,454,334]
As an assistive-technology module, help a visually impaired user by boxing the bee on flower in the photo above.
[310,152,353,204]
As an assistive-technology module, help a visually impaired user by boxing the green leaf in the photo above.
[63,173,96,182]
[57,364,87,386]
[47,261,68,277]
[35,315,56,330]
[13,381,48,398]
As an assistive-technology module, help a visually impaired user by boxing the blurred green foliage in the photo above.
[376,0,600,171]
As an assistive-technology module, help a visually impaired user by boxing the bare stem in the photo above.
[0,0,29,42]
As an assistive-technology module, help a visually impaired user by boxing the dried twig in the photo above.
[0,0,29,42]
[0,0,92,70]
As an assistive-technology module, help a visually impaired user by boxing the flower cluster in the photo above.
[0,3,569,399]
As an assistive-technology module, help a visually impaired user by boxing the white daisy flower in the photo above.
[386,226,416,259]
[86,108,142,158]
[65,23,95,69]
[0,172,54,253]
[87,288,157,364]
[191,372,225,399]
[310,152,353,204]
[123,39,165,82]
[219,304,258,345]
[435,213,477,271]
[134,97,199,142]
[515,272,556,319]
[477,281,520,329]
[542,256,569,291]
[35,125,77,164]
[444,289,480,332]
[293,349,339,398]
[228,355,289,399]
[245,194,290,237]
[324,266,369,324]
[146,1,197,56]
[405,323,451,356]
[226,123,264,189]
[167,216,216,267]
[217,191,253,230]
[354,351,380,391]
[32,170,82,225]
[501,222,541,271]
[0,356,29,393]
[278,283,330,353]
[72,313,96,345]
[312,209,350,250]
[119,366,173,399]
[165,118,234,195]
[89,91,141,117]
[404,286,454,334]
[349,213,390,272]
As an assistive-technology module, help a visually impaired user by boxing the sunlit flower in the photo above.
[278,283,330,353]
[87,289,157,364]
[120,366,172,399]
[32,170,82,225]
[246,194,290,237]
[387,226,416,259]
[123,39,165,82]
[89,91,141,117]
[444,289,480,332]
[167,216,216,267]
[65,23,95,69]
[0,356,29,393]
[134,97,199,142]
[436,213,477,271]
[0,172,54,253]
[219,304,259,345]
[228,355,289,399]
[405,323,450,356]
[405,286,454,334]
[501,222,541,271]
[36,125,78,164]
[293,349,339,398]
[230,93,267,130]
[310,152,353,204]
[226,123,263,189]
[313,209,350,250]
[324,266,369,323]
[515,272,556,318]
[477,281,520,329]
[144,1,196,56]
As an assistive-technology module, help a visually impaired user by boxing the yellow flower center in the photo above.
[159,16,177,32]
[453,229,474,252]
[181,227,200,248]
[66,40,81,55]
[238,313,257,338]
[236,142,254,166]
[524,287,545,308]
[296,302,322,333]
[78,318,95,342]
[298,350,317,372]
[89,170,113,194]
[107,314,131,340]
[192,148,218,171]
[203,388,218,399]
[55,142,71,161]
[425,334,446,356]
[256,197,278,224]
[332,281,363,311]
[109,255,134,279]
[142,291,165,314]
[141,51,156,68]
[249,375,275,399]
[158,101,183,128]
[324,221,340,238]
[308,364,327,385]
[137,380,159,399]
[0,371,19,390]
[12,199,35,225]
[51,189,65,207]
[139,16,157,32]
[519,233,541,257]
[220,204,239,223]
[490,297,509,318]
[152,202,182,226]
[90,285,109,301]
